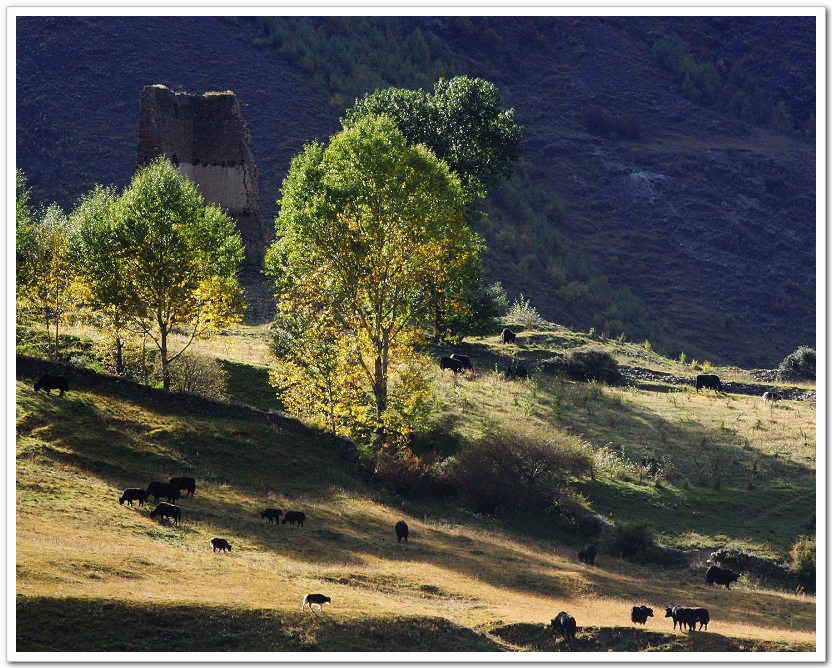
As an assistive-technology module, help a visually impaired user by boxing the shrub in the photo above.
[451,424,592,514]
[506,293,543,328]
[165,353,230,400]
[606,521,654,560]
[562,349,623,384]
[779,346,815,380]
[790,535,815,591]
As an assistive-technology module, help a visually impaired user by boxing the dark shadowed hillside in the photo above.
[15,15,815,367]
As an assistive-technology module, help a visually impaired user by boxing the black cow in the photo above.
[260,508,283,524]
[450,354,473,371]
[691,607,710,630]
[578,544,597,566]
[440,356,464,374]
[631,605,653,625]
[705,565,740,589]
[282,511,305,527]
[504,363,529,380]
[146,481,180,503]
[395,520,409,543]
[665,605,695,631]
[34,375,69,397]
[119,488,147,507]
[551,611,577,640]
[500,328,517,344]
[169,476,196,497]
[210,537,232,552]
[301,593,331,612]
[150,502,181,524]
[695,374,722,392]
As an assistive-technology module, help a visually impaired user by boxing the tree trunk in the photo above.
[160,326,170,391]
[372,335,390,448]
[115,335,125,375]
[54,314,59,360]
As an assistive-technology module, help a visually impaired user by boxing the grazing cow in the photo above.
[500,328,517,344]
[301,593,331,612]
[34,375,69,397]
[762,391,783,403]
[705,565,740,589]
[691,607,710,630]
[146,481,180,503]
[119,488,147,508]
[282,511,305,527]
[260,508,283,524]
[210,537,232,552]
[631,605,653,625]
[504,363,529,380]
[450,354,473,371]
[665,605,696,631]
[440,356,465,374]
[578,544,597,566]
[395,520,409,543]
[169,476,196,497]
[551,611,577,640]
[695,374,722,392]
[149,502,181,524]
[641,458,661,477]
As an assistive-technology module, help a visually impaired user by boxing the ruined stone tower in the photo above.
[137,84,271,268]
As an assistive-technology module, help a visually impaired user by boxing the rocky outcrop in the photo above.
[137,84,271,267]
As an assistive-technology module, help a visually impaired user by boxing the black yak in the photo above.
[705,565,740,589]
[551,611,577,640]
[631,605,653,625]
[301,593,331,612]
[500,328,517,344]
[282,511,305,527]
[146,481,179,503]
[395,520,409,543]
[118,488,147,507]
[260,508,283,523]
[210,537,232,552]
[440,356,464,374]
[169,476,196,496]
[450,354,473,371]
[695,374,722,392]
[149,502,181,524]
[578,544,597,565]
[34,375,69,397]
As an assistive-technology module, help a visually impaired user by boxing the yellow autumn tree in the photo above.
[265,115,479,445]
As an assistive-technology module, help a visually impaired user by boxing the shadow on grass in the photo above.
[16,596,502,652]
[489,622,813,652]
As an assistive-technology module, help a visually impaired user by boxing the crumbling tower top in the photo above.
[137,84,271,267]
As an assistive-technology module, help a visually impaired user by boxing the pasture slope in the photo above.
[15,323,815,653]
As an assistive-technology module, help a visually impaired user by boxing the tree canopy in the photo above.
[86,157,245,389]
[343,75,522,204]
[266,115,479,443]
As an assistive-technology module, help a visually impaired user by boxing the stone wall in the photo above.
[137,84,271,267]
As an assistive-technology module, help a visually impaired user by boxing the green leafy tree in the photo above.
[266,115,477,445]
[108,157,245,390]
[74,185,132,374]
[343,76,522,339]
[17,203,83,358]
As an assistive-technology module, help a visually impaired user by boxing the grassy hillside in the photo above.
[15,16,815,367]
[15,320,816,652]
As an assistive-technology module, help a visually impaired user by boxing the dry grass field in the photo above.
[15,322,816,652]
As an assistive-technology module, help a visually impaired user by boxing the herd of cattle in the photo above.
[548,546,741,638]
[30,327,765,638]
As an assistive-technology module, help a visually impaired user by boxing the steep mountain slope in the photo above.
[15,16,815,366]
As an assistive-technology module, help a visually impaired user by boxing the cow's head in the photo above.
[664,607,674,617]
